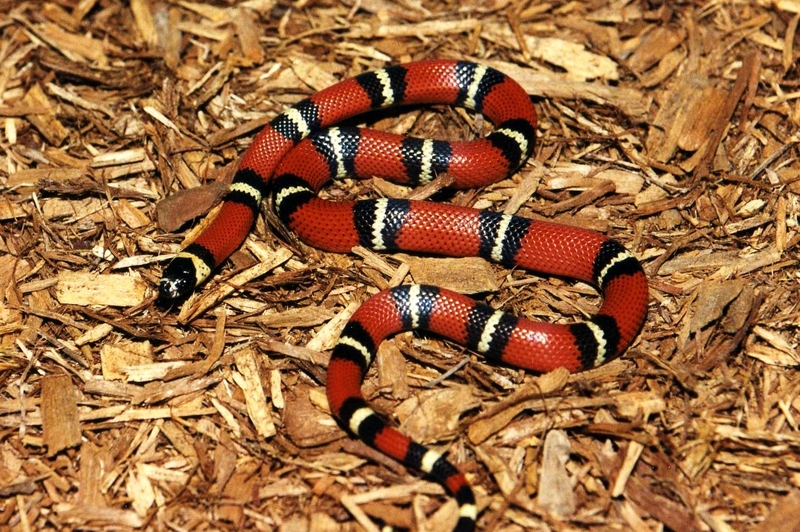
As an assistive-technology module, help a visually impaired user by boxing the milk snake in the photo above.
[159,60,649,531]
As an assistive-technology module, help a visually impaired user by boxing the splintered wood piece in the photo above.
[340,482,447,532]
[676,85,728,153]
[503,165,542,214]
[55,505,144,528]
[623,474,705,532]
[625,26,685,74]
[283,386,341,447]
[611,441,644,497]
[0,255,23,299]
[482,24,621,81]
[485,59,649,117]
[369,19,480,39]
[231,345,276,439]
[251,305,335,328]
[131,375,222,405]
[613,391,667,419]
[233,8,264,64]
[125,464,155,517]
[537,430,575,518]
[55,271,147,307]
[468,368,570,444]
[130,0,156,46]
[22,83,68,146]
[306,301,360,352]
[547,162,645,196]
[41,374,81,456]
[0,196,29,220]
[100,340,153,381]
[209,430,237,496]
[218,452,261,526]
[473,443,535,511]
[289,58,343,92]
[376,340,411,400]
[46,83,113,117]
[688,279,745,334]
[37,21,108,63]
[396,385,479,443]
[163,308,227,381]
[114,199,150,229]
[41,197,106,221]
[402,256,499,294]
[77,442,112,507]
[6,168,85,189]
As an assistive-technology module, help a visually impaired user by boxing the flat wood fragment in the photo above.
[231,345,276,439]
[21,84,68,146]
[306,302,360,352]
[55,271,147,307]
[487,26,621,81]
[283,385,341,447]
[55,504,144,528]
[35,21,108,64]
[250,305,335,328]
[100,340,153,381]
[537,430,575,518]
[625,26,685,74]
[40,374,81,456]
[0,197,28,220]
[396,385,479,443]
[155,182,229,232]
[402,256,499,294]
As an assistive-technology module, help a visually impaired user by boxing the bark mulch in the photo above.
[0,1,799,531]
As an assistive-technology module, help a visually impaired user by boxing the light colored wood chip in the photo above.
[55,271,147,307]
[22,83,68,146]
[403,256,499,294]
[250,306,335,328]
[126,465,155,517]
[306,301,360,352]
[130,0,156,46]
[537,429,575,517]
[231,345,276,439]
[100,340,153,381]
[396,385,479,443]
[114,199,151,229]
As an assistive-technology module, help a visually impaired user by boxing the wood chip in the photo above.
[41,374,81,456]
[537,430,575,518]
[22,83,68,146]
[396,385,479,444]
[231,345,276,439]
[55,271,148,307]
[403,256,499,294]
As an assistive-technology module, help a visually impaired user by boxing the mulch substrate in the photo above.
[1,1,799,531]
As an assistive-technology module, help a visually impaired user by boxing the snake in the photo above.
[158,60,649,532]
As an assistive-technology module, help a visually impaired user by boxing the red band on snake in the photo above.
[159,60,649,532]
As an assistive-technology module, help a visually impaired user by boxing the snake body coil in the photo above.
[160,60,648,532]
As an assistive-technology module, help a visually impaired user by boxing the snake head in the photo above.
[158,256,199,302]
